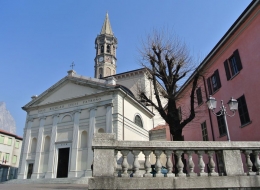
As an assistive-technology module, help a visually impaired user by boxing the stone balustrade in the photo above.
[89,133,260,189]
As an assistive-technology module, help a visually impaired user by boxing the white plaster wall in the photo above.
[0,134,22,168]
[117,72,166,128]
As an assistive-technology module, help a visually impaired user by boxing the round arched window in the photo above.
[134,115,143,128]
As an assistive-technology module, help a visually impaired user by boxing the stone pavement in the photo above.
[0,183,88,190]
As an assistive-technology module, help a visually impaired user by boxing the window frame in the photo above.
[6,153,10,162]
[7,138,12,146]
[216,111,226,137]
[134,114,143,128]
[201,121,208,141]
[12,155,17,164]
[224,49,243,80]
[0,135,4,144]
[15,140,20,148]
[207,70,221,95]
[237,95,251,126]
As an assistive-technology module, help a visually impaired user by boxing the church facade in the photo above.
[18,14,164,179]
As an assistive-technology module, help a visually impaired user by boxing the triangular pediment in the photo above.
[24,76,114,109]
[38,81,101,105]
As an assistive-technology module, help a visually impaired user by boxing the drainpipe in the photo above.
[202,75,215,141]
[202,75,220,173]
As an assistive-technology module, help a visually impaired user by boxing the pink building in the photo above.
[177,1,260,142]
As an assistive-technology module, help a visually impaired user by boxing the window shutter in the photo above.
[207,78,212,95]
[234,49,243,71]
[224,60,231,80]
[214,70,221,89]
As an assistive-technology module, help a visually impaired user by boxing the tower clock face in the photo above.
[98,57,104,62]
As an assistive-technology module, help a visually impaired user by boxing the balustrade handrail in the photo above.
[92,134,260,151]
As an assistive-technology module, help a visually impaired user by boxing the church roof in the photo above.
[100,13,113,35]
[0,129,23,140]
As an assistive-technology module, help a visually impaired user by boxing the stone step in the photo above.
[1,177,90,184]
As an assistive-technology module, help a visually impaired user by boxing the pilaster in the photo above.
[105,103,113,133]
[17,119,33,179]
[45,114,59,178]
[86,107,97,176]
[68,109,81,178]
[31,116,46,179]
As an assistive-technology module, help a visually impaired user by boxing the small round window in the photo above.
[134,115,143,128]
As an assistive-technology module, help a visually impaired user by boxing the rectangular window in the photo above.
[201,121,208,141]
[217,111,226,136]
[224,49,243,80]
[6,153,9,162]
[237,95,250,126]
[7,138,12,146]
[196,87,203,105]
[207,70,221,95]
[0,136,4,144]
[15,141,20,148]
[12,155,17,164]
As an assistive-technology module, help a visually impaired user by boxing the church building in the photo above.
[18,13,164,179]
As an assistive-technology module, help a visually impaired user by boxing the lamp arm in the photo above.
[226,110,236,117]
[211,109,223,117]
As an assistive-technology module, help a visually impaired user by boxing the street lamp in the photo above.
[206,96,238,141]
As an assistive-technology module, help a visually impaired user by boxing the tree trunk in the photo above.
[172,128,183,141]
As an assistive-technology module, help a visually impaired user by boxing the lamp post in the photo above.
[206,96,238,141]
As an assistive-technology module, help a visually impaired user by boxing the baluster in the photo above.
[253,151,260,175]
[207,151,218,176]
[121,150,129,177]
[186,151,196,177]
[244,150,255,176]
[175,151,186,177]
[143,150,152,177]
[114,150,118,177]
[132,150,142,177]
[154,150,164,177]
[197,151,207,176]
[165,150,174,177]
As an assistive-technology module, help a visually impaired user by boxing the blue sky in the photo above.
[0,0,251,136]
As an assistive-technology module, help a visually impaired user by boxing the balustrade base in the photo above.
[143,173,152,177]
[187,173,197,177]
[198,172,208,176]
[88,175,260,189]
[121,174,129,178]
[176,173,186,177]
[166,173,175,177]
[155,173,164,177]
[133,173,142,178]
[208,172,219,176]
[247,172,256,176]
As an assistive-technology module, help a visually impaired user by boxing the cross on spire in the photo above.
[70,61,75,70]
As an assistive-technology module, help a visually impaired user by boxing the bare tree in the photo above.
[139,29,201,141]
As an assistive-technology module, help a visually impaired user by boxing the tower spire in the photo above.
[94,12,118,78]
[100,12,113,35]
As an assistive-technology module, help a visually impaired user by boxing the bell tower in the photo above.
[94,13,118,78]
